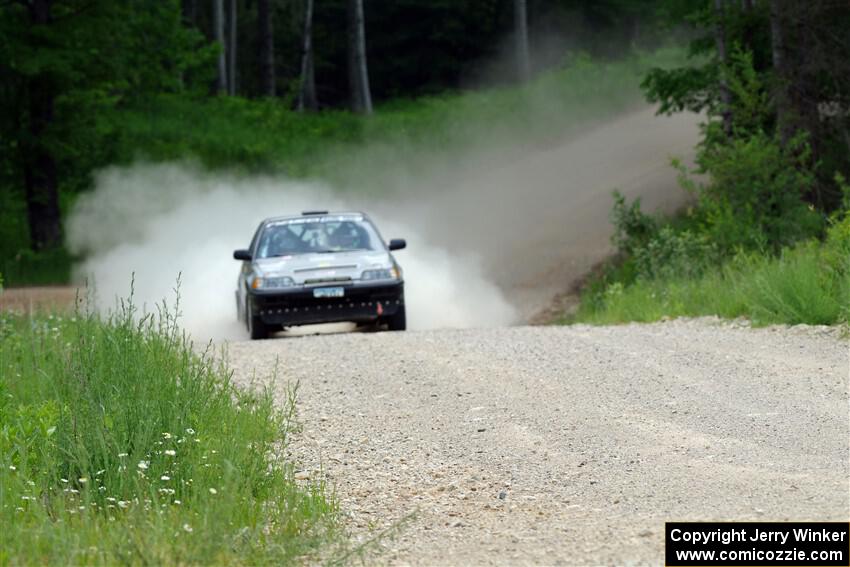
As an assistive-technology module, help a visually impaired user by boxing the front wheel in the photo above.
[385,305,406,331]
[247,301,269,340]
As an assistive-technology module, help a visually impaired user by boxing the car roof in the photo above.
[262,211,370,226]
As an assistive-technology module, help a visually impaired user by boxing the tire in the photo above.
[386,305,406,331]
[247,301,269,340]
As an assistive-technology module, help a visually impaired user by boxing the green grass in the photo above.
[1,248,73,287]
[0,293,337,565]
[572,236,850,327]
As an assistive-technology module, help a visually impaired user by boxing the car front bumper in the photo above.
[248,281,404,327]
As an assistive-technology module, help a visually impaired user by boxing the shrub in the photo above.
[610,190,658,258]
[684,132,823,253]
[633,226,717,280]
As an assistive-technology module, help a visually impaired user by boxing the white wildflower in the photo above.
[8,465,16,471]
[164,449,176,456]
[137,461,149,470]
[118,453,128,458]
[78,477,88,484]
[160,475,170,481]
[182,523,193,533]
[208,488,217,495]
[162,432,172,439]
[185,428,195,435]
[117,501,129,509]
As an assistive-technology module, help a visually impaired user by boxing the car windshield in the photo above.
[256,217,383,259]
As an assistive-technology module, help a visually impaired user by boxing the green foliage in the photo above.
[574,238,849,327]
[642,1,850,212]
[584,47,830,327]
[609,191,658,257]
[633,226,716,280]
[1,247,72,287]
[723,47,772,137]
[0,298,337,564]
[576,209,850,327]
[0,0,215,259]
[684,132,823,252]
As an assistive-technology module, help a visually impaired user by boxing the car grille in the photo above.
[304,276,352,285]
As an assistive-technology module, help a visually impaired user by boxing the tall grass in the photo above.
[0,293,336,565]
[573,237,850,327]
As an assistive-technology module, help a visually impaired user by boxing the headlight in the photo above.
[361,267,399,281]
[251,276,295,289]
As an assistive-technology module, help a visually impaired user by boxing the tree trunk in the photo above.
[257,0,275,97]
[182,0,197,26]
[347,0,373,114]
[713,0,733,137]
[770,0,792,143]
[297,0,318,111]
[514,0,531,82]
[214,0,227,93]
[24,0,62,251]
[227,0,238,96]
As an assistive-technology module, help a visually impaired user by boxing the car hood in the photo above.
[253,250,393,285]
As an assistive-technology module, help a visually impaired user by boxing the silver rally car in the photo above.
[233,211,406,339]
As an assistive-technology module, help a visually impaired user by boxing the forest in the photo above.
[1,0,850,305]
[0,0,715,282]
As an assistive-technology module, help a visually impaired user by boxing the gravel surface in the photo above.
[230,318,848,565]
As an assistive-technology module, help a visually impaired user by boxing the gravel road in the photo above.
[228,318,849,566]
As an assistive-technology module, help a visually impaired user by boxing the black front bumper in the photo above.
[249,281,404,327]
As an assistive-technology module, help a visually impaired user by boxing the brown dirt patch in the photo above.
[0,286,83,313]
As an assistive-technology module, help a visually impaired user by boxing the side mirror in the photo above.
[233,249,252,261]
[388,239,406,251]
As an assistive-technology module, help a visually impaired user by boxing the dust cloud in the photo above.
[67,164,517,340]
[67,104,699,341]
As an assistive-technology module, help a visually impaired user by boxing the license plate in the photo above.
[313,287,345,298]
